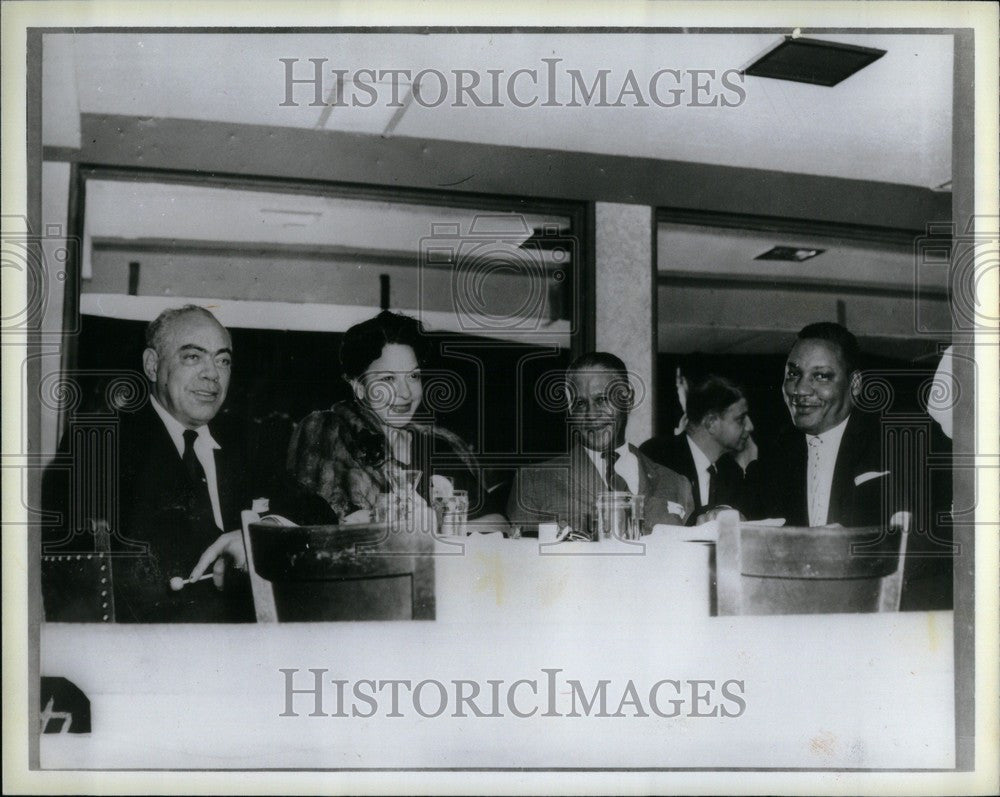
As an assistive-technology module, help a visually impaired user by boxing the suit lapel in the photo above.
[138,403,187,487]
[676,437,702,507]
[788,431,809,525]
[633,444,653,497]
[570,441,603,507]
[212,440,235,530]
[828,413,863,525]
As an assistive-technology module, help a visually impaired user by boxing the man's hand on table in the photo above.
[467,513,510,535]
[342,509,373,525]
[694,506,746,525]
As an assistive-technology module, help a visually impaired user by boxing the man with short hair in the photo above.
[507,352,694,535]
[747,321,893,527]
[639,375,754,522]
[43,305,254,622]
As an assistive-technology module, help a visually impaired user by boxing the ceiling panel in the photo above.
[44,31,953,188]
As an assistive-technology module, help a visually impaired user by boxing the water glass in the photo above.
[593,491,644,541]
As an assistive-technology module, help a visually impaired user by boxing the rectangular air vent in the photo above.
[742,37,887,87]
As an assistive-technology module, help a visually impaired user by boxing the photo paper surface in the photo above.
[2,2,998,794]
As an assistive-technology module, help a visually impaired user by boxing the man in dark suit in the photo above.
[507,352,694,535]
[746,322,902,529]
[639,375,754,523]
[43,305,254,622]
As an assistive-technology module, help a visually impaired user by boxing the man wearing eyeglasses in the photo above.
[507,352,694,536]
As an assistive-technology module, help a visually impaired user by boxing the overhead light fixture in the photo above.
[755,246,825,263]
[742,36,887,87]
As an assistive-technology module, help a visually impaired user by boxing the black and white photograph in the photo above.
[3,1,998,793]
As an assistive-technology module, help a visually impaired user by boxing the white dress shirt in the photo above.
[685,435,715,507]
[806,415,850,527]
[150,396,225,531]
[584,442,640,495]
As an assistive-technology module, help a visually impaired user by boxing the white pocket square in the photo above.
[667,501,686,518]
[854,471,890,486]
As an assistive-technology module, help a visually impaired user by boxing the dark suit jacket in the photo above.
[745,412,892,528]
[42,403,255,623]
[506,442,695,534]
[638,433,745,518]
[744,411,955,611]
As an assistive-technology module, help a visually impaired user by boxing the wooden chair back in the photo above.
[716,512,908,616]
[240,511,436,622]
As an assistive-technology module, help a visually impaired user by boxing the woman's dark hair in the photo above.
[340,311,431,379]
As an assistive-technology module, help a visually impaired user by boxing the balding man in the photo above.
[44,305,254,622]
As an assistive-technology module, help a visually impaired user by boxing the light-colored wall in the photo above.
[656,280,951,359]
[594,202,655,445]
[38,161,72,464]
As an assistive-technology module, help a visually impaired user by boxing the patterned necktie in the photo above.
[601,450,630,493]
[182,429,216,531]
[807,435,824,526]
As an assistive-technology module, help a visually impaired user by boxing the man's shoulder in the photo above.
[638,432,687,462]
[759,424,804,459]
[843,411,883,445]
[506,451,574,520]
[519,451,573,473]
[636,448,688,488]
[510,451,575,493]
[839,412,889,472]
[758,413,882,468]
[115,402,168,448]
[634,448,694,520]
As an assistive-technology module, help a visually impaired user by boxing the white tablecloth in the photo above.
[40,525,955,770]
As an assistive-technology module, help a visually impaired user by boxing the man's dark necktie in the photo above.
[182,429,217,532]
[601,450,631,493]
[706,463,719,508]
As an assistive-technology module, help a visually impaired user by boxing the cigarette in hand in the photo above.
[169,573,214,591]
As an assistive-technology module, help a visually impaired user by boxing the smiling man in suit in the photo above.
[44,305,255,622]
[507,352,694,535]
[746,322,895,528]
[639,374,754,523]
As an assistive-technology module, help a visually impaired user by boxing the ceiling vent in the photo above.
[742,36,887,87]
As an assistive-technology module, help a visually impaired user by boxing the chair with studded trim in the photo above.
[41,521,116,623]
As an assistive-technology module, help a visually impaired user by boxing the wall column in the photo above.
[593,202,656,445]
